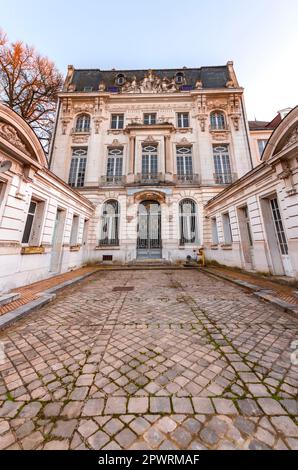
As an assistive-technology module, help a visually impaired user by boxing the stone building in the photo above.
[204,106,298,279]
[0,103,93,293]
[49,62,255,264]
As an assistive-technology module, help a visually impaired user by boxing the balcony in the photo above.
[174,174,200,185]
[135,173,164,185]
[213,172,237,185]
[99,175,126,186]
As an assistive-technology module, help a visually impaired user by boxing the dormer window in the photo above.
[175,72,185,84]
[116,74,126,86]
[75,114,91,133]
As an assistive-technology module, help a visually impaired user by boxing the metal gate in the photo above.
[137,201,161,258]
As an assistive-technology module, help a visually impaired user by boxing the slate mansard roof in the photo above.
[65,65,233,92]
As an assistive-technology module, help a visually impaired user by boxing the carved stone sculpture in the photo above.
[0,123,30,155]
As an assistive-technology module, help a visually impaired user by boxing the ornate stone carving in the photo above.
[283,126,298,149]
[210,130,230,141]
[207,98,228,111]
[117,69,187,94]
[72,134,89,144]
[0,122,30,156]
[73,103,94,113]
[275,161,297,195]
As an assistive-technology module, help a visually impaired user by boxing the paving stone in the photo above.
[88,430,110,449]
[271,416,298,437]
[171,426,192,447]
[200,427,220,446]
[61,401,83,418]
[248,439,271,450]
[159,439,179,450]
[286,438,298,450]
[280,399,298,416]
[52,419,77,438]
[237,399,263,416]
[188,440,207,450]
[150,397,171,413]
[172,397,193,414]
[208,416,229,437]
[43,440,69,450]
[69,387,89,401]
[21,431,44,450]
[183,417,202,434]
[0,431,16,450]
[0,420,10,435]
[234,416,255,436]
[103,441,122,450]
[212,398,238,415]
[104,418,124,436]
[255,426,275,447]
[143,427,164,448]
[115,428,137,448]
[82,399,104,417]
[43,402,62,417]
[156,416,177,433]
[258,398,287,416]
[192,398,214,414]
[19,402,42,418]
[128,397,148,414]
[129,417,150,434]
[105,397,127,415]
[16,420,35,439]
[78,419,98,438]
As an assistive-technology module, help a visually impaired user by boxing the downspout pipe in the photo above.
[240,94,254,170]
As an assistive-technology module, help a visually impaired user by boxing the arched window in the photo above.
[210,111,226,130]
[116,74,126,86]
[179,199,198,245]
[75,114,90,133]
[99,200,120,246]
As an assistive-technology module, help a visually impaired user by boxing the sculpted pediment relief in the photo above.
[0,121,31,156]
[282,126,298,150]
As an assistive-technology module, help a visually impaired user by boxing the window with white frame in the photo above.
[177,112,189,128]
[111,114,124,129]
[22,198,45,245]
[176,146,193,181]
[213,145,232,184]
[75,114,90,133]
[70,214,79,246]
[210,111,226,130]
[179,199,198,245]
[142,144,158,179]
[211,217,219,244]
[270,197,288,255]
[144,113,157,125]
[257,139,268,156]
[222,212,233,244]
[107,147,123,182]
[99,200,120,246]
[68,148,87,188]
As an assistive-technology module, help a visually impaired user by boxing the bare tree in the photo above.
[0,31,63,153]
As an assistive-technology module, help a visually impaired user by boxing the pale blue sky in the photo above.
[1,0,298,120]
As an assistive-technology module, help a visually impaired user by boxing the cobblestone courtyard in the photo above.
[0,269,297,450]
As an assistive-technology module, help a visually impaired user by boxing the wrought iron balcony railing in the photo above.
[136,173,164,184]
[99,175,125,186]
[213,172,237,185]
[174,173,200,185]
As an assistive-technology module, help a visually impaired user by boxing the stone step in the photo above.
[0,292,21,307]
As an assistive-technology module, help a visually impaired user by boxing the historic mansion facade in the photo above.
[49,63,255,264]
[0,62,297,292]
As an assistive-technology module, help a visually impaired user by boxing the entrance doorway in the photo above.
[137,200,161,258]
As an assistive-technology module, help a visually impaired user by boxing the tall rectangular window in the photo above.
[222,212,233,244]
[70,214,79,246]
[22,199,45,245]
[243,206,253,246]
[211,217,219,244]
[270,198,288,255]
[107,147,123,182]
[144,113,156,125]
[257,139,268,156]
[213,145,232,184]
[68,148,87,188]
[111,114,124,129]
[176,146,193,181]
[177,112,189,128]
[142,144,158,180]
